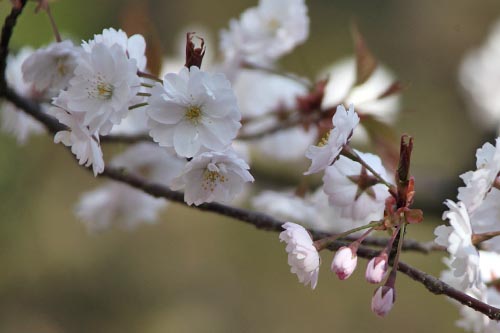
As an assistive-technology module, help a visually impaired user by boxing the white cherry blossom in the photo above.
[435,200,480,289]
[171,149,253,206]
[146,66,241,158]
[22,40,80,94]
[304,104,359,175]
[65,43,140,135]
[49,91,104,176]
[322,151,390,222]
[458,139,500,214]
[1,48,45,144]
[220,0,309,65]
[279,222,320,289]
[83,27,147,71]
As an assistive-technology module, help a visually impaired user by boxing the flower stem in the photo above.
[137,92,151,97]
[138,71,163,83]
[45,5,61,43]
[342,145,396,196]
[472,230,500,245]
[314,220,382,251]
[141,83,154,88]
[129,102,148,110]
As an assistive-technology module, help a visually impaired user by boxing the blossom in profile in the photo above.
[147,66,241,158]
[322,151,390,221]
[65,43,140,135]
[434,200,480,289]
[279,222,320,289]
[220,0,309,65]
[83,27,147,71]
[1,48,45,144]
[49,91,104,176]
[304,104,359,175]
[458,139,500,214]
[22,40,80,94]
[171,149,253,206]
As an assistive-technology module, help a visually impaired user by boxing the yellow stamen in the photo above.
[186,106,202,123]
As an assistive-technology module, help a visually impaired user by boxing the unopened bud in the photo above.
[365,255,388,284]
[185,32,205,69]
[331,246,357,280]
[371,286,395,317]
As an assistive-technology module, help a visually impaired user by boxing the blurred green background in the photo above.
[1,0,500,332]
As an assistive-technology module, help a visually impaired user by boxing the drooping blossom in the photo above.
[220,0,309,66]
[22,40,80,94]
[48,91,104,176]
[65,43,140,135]
[322,151,390,221]
[171,149,254,206]
[146,66,241,158]
[1,48,45,144]
[279,222,320,289]
[304,104,359,175]
[434,200,481,289]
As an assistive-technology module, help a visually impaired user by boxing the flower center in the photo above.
[96,82,113,100]
[267,18,281,33]
[186,105,202,124]
[202,169,227,192]
[56,56,69,76]
[317,131,330,147]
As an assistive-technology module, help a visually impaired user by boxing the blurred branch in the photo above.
[0,4,498,321]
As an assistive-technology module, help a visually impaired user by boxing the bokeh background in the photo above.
[1,0,500,332]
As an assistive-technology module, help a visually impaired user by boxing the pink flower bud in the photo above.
[331,246,357,280]
[365,256,388,284]
[371,286,395,317]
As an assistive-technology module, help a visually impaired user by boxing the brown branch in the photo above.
[0,5,498,321]
[0,0,27,91]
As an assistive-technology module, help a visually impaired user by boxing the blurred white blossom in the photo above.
[323,151,390,221]
[22,40,80,94]
[1,48,45,144]
[220,0,309,65]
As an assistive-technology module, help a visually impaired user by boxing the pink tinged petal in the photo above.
[371,286,395,317]
[365,257,387,284]
[173,121,201,157]
[331,246,357,280]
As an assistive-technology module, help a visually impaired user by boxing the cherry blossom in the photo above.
[322,151,390,221]
[279,222,320,289]
[304,104,359,175]
[147,66,241,158]
[65,43,140,135]
[22,40,80,94]
[171,149,253,206]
